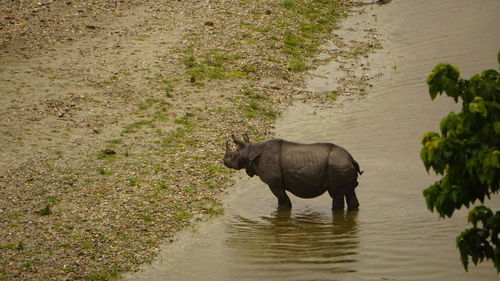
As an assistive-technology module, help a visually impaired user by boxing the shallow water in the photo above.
[126,0,500,280]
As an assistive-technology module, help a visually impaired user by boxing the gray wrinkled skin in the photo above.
[223,135,363,210]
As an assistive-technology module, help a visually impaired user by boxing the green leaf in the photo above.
[468,206,493,227]
[469,97,488,117]
[494,122,500,135]
[427,63,461,101]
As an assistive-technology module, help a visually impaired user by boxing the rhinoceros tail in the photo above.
[353,159,364,175]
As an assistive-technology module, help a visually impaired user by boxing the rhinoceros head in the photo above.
[223,134,251,170]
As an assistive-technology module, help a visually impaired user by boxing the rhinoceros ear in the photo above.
[242,133,250,143]
[246,153,261,177]
[232,134,245,148]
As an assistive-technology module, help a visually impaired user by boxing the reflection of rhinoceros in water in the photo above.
[223,134,363,210]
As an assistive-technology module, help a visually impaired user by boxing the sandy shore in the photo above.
[0,0,385,280]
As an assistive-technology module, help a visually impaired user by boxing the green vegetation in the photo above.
[327,90,338,101]
[238,90,278,120]
[420,54,499,272]
[36,205,52,216]
[182,49,245,80]
[0,241,24,251]
[173,209,191,222]
[106,139,123,148]
[181,0,348,82]
[280,0,346,71]
[96,167,113,176]
[122,120,154,134]
[85,266,121,281]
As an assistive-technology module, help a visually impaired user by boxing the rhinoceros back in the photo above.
[280,141,333,198]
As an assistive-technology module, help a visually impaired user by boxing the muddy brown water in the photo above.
[126,0,500,280]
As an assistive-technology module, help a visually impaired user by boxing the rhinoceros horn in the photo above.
[242,133,250,143]
[231,134,245,147]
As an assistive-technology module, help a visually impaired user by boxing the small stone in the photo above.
[103,149,116,155]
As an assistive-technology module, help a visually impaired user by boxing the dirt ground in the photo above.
[0,0,384,280]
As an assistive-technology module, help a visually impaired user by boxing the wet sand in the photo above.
[125,0,500,280]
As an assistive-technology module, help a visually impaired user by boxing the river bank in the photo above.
[0,1,385,280]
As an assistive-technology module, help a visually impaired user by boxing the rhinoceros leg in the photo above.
[345,189,360,211]
[269,185,292,209]
[328,167,358,211]
[328,187,345,211]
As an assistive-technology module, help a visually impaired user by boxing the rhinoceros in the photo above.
[223,134,363,210]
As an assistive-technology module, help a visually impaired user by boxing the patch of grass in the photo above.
[16,241,24,251]
[106,139,123,148]
[205,201,224,216]
[289,56,307,71]
[205,165,229,176]
[173,209,191,222]
[36,205,52,216]
[348,45,365,56]
[163,85,174,98]
[136,98,171,113]
[154,110,168,121]
[0,242,17,250]
[127,177,138,187]
[182,49,245,81]
[160,112,198,150]
[122,120,154,134]
[97,150,118,160]
[263,109,278,119]
[96,167,113,176]
[142,215,154,223]
[85,266,121,281]
[54,150,64,158]
[137,103,149,111]
[82,241,93,249]
[161,127,191,148]
[239,91,278,120]
[182,55,197,68]
[273,0,346,71]
[46,196,59,204]
[63,266,75,273]
[7,211,23,221]
[20,261,32,270]
[283,33,306,55]
[60,242,72,248]
[243,89,265,100]
[118,70,131,76]
[327,90,339,101]
[145,239,156,246]
[242,64,257,74]
[184,186,198,194]
[283,0,295,9]
[0,270,9,278]
[174,112,195,125]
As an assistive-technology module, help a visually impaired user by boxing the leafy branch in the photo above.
[420,53,500,272]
